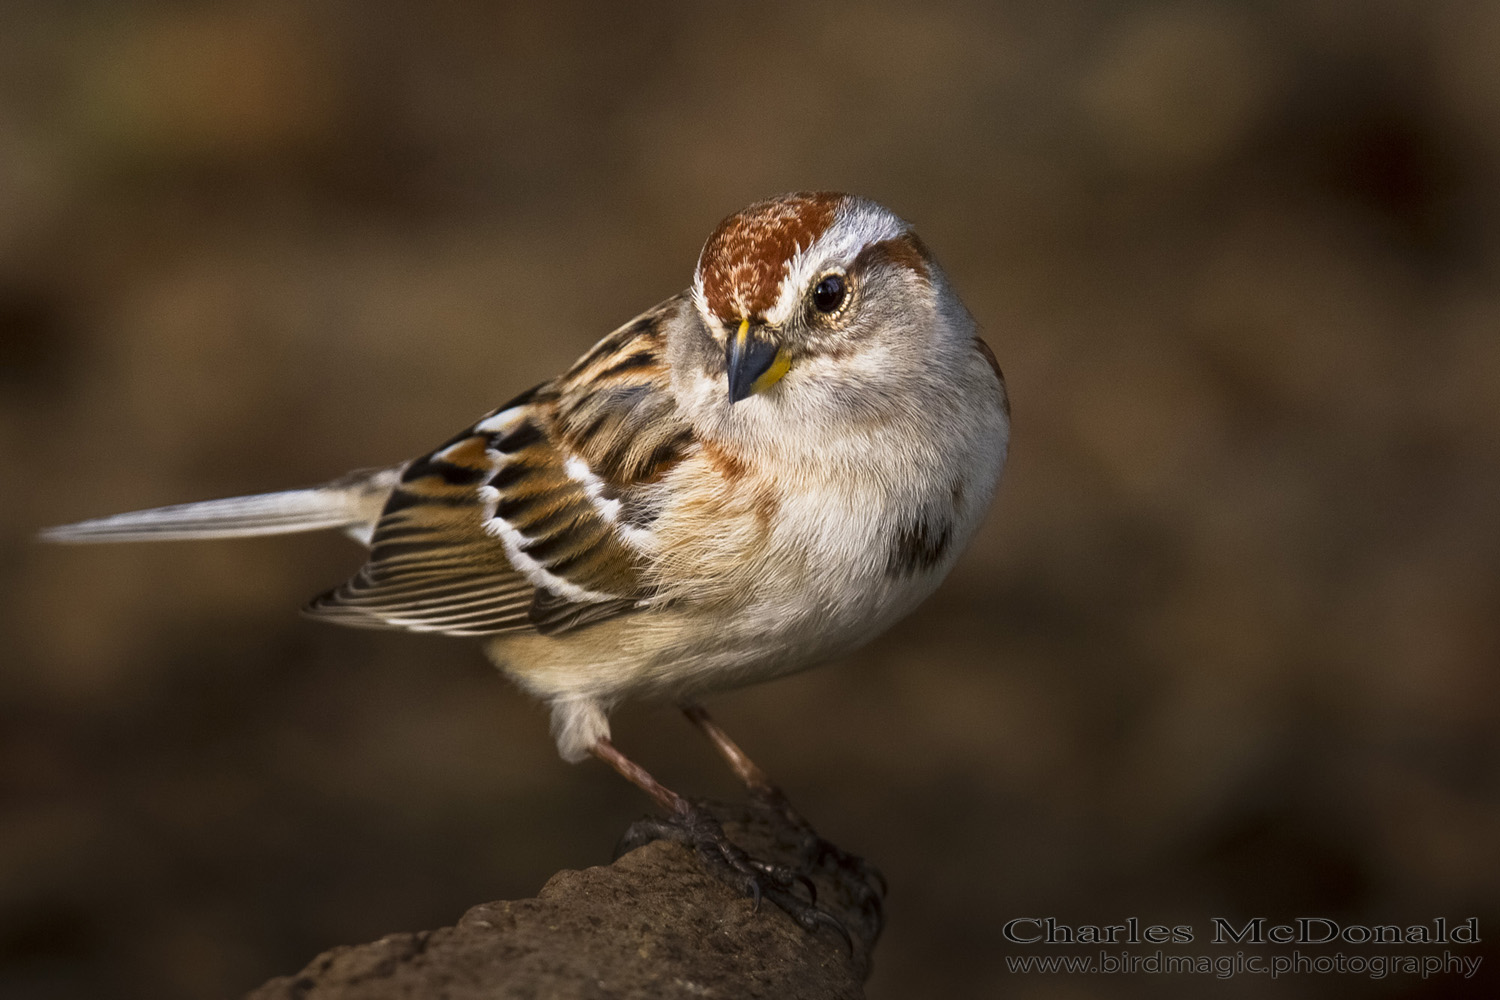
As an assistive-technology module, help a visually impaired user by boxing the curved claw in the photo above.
[796,905,854,957]
[740,785,887,944]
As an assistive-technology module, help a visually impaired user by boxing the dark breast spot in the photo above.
[885,518,953,578]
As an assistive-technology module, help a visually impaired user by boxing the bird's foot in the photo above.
[618,800,854,953]
[748,785,886,936]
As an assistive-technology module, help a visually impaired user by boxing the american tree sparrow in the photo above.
[43,192,1010,938]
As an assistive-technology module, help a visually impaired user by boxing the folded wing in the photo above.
[306,294,698,638]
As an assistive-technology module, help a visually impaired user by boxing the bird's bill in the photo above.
[726,319,791,404]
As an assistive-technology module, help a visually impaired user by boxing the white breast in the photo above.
[634,401,1004,694]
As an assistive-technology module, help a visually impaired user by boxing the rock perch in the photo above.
[246,807,881,1000]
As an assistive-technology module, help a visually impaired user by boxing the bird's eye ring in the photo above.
[810,273,846,314]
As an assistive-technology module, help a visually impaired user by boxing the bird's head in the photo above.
[689,192,951,408]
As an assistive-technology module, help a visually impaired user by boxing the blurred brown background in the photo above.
[3,1,1498,997]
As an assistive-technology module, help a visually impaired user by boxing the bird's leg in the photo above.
[589,737,848,948]
[590,736,685,814]
[680,703,888,913]
[680,702,775,793]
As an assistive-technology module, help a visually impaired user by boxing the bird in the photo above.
[41,191,1010,938]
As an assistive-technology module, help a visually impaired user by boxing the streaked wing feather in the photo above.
[309,574,537,637]
[305,426,541,636]
[306,293,700,638]
[529,590,642,636]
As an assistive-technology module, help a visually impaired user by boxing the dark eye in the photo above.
[811,273,846,313]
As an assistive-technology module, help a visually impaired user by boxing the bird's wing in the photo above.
[305,294,698,638]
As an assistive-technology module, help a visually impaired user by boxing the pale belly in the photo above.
[489,456,987,706]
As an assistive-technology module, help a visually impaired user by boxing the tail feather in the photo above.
[39,467,401,546]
